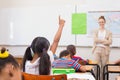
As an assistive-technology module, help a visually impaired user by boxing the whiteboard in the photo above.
[0,5,75,46]
[2,5,119,47]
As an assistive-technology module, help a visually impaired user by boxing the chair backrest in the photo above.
[22,72,67,80]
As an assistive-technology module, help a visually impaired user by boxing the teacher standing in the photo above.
[92,16,112,79]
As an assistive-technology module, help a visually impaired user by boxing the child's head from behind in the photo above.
[0,47,21,80]
[59,50,71,60]
[67,45,76,56]
[31,37,50,56]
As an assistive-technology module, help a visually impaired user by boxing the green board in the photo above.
[72,13,87,34]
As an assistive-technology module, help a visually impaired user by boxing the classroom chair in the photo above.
[22,72,67,80]
[103,63,120,80]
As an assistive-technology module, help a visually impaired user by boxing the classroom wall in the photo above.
[2,45,120,62]
[0,0,85,8]
[0,0,120,62]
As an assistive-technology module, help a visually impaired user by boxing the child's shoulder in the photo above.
[72,55,82,59]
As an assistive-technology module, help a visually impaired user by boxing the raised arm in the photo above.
[50,16,65,54]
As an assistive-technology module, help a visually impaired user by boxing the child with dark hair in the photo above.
[22,37,51,75]
[52,50,86,72]
[0,47,21,80]
[22,16,65,75]
[67,45,88,65]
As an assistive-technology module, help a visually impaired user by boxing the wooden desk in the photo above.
[108,66,120,72]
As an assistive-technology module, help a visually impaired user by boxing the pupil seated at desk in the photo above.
[52,50,86,72]
[67,45,89,65]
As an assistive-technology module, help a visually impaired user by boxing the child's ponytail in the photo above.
[22,46,33,72]
[39,49,51,75]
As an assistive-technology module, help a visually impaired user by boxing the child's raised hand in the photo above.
[59,16,65,27]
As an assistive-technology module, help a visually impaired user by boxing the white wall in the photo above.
[1,45,120,62]
[0,0,120,62]
[0,0,86,8]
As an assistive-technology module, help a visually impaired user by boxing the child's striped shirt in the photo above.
[52,58,81,71]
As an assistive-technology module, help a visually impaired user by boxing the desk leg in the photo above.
[91,69,96,78]
[103,71,105,80]
[103,64,108,80]
[97,66,98,80]
[107,73,109,80]
[97,64,100,80]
